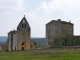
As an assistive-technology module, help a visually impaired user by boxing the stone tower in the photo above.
[17,15,31,50]
[7,15,36,51]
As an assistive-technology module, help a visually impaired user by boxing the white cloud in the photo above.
[0,0,24,14]
[36,0,80,36]
[37,0,80,14]
[0,0,80,37]
[24,12,35,19]
[13,0,24,11]
[24,11,41,25]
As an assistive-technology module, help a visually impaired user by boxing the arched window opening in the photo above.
[22,42,24,45]
[22,24,26,28]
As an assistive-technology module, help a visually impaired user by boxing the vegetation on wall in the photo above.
[50,31,78,48]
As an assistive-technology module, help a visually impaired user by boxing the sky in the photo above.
[0,0,80,37]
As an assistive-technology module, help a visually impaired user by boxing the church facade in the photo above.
[7,16,36,51]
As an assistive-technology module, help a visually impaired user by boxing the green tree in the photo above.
[51,31,64,48]
[50,31,78,48]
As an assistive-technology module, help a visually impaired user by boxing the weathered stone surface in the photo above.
[7,16,36,51]
[46,19,73,48]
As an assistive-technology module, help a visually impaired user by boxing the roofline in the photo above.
[46,19,74,25]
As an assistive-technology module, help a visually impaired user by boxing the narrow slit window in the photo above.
[22,24,24,28]
[49,30,50,33]
[48,41,50,45]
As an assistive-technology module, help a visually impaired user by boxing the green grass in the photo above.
[0,49,80,60]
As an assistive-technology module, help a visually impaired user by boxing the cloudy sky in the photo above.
[0,0,80,37]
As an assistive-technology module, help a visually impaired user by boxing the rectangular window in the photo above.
[48,41,50,45]
[22,24,26,28]
[49,30,50,33]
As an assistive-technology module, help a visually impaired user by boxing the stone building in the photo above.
[7,15,36,51]
[46,19,73,48]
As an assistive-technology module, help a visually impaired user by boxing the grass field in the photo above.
[0,49,80,60]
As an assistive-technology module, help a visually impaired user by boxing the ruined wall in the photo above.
[13,34,17,50]
[7,32,11,51]
[1,44,7,51]
[0,46,2,51]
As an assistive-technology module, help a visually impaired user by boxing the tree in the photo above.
[50,31,78,48]
[50,31,64,48]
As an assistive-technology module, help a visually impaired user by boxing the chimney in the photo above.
[69,20,71,23]
[58,19,61,21]
[13,29,15,31]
